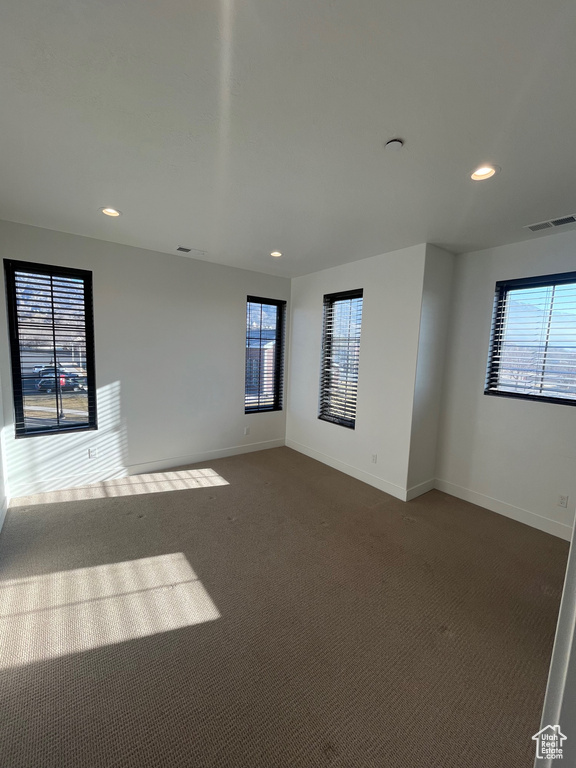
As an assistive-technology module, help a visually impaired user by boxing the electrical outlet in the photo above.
[371,454,378,464]
[88,448,99,459]
[244,426,250,436]
[558,495,569,509]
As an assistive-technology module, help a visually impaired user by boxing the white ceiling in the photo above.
[1,0,575,277]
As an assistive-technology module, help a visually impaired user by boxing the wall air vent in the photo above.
[177,246,192,252]
[526,215,576,233]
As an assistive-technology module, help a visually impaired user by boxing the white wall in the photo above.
[436,229,576,541]
[287,244,423,499]
[407,244,455,496]
[536,526,576,767]
[0,220,290,497]
[0,369,7,530]
[286,243,454,501]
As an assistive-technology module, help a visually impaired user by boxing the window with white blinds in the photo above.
[245,296,286,413]
[319,289,363,429]
[485,271,576,405]
[4,259,97,437]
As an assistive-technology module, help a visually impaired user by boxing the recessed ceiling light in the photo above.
[470,165,499,181]
[270,251,282,258]
[100,207,122,217]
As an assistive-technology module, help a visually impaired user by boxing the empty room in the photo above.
[1,2,575,767]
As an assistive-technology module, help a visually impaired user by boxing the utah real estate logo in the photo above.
[532,725,567,760]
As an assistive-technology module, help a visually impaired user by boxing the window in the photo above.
[245,296,286,413]
[319,289,363,429]
[4,259,97,437]
[485,271,576,406]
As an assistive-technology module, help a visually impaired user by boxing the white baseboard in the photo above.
[406,478,436,501]
[285,442,572,540]
[10,470,127,498]
[126,439,286,476]
[9,439,286,499]
[435,479,573,541]
[285,439,407,500]
[7,437,572,543]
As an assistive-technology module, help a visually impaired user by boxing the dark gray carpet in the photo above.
[0,447,568,767]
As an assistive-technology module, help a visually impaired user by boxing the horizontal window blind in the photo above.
[4,259,97,436]
[485,271,576,406]
[245,296,286,413]
[319,289,363,429]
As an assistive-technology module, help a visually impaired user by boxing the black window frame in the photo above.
[245,295,286,414]
[319,288,363,429]
[485,270,576,407]
[4,259,98,438]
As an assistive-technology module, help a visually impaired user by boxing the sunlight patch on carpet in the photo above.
[0,553,220,669]
[10,468,229,506]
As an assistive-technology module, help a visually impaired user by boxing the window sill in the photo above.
[15,424,98,439]
[483,389,576,407]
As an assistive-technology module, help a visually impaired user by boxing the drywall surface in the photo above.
[0,370,7,529]
[0,220,290,497]
[555,542,576,767]
[286,244,427,499]
[536,527,576,767]
[436,229,576,540]
[406,244,455,496]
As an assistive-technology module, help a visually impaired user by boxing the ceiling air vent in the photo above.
[176,246,207,256]
[527,221,553,233]
[526,215,576,233]
[551,215,576,227]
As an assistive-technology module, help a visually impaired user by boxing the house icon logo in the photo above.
[532,724,567,760]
